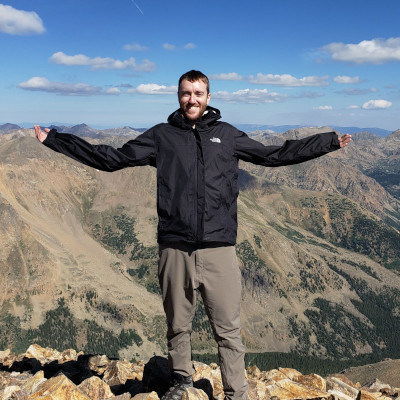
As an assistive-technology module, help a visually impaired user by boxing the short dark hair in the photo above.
[178,70,210,94]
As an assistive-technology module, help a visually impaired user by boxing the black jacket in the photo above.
[43,106,341,245]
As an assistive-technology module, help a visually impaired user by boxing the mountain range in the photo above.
[0,125,400,370]
[0,123,393,137]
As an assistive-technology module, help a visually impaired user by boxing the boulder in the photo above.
[30,374,91,400]
[78,376,114,399]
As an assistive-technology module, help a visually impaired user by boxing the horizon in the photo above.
[1,0,400,131]
[1,120,395,137]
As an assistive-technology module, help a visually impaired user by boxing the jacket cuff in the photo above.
[331,132,341,149]
[326,132,340,150]
[42,128,58,146]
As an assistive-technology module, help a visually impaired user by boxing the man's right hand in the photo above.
[34,125,49,143]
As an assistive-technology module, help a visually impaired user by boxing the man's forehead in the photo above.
[179,79,207,91]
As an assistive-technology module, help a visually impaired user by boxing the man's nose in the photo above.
[188,94,196,103]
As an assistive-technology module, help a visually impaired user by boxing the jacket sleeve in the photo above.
[43,128,156,172]
[234,130,341,167]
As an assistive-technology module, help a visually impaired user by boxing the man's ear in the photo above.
[207,93,211,105]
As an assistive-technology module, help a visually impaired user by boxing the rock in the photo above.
[263,368,288,383]
[0,349,11,360]
[30,374,92,400]
[78,376,114,399]
[193,361,223,399]
[247,365,261,379]
[1,385,22,399]
[267,378,328,400]
[21,370,47,393]
[181,387,209,400]
[58,349,83,364]
[103,360,138,386]
[329,389,357,400]
[331,375,361,389]
[107,393,132,400]
[88,355,111,375]
[293,373,327,392]
[327,377,360,399]
[132,361,146,382]
[278,367,304,380]
[25,344,61,364]
[0,349,16,368]
[366,379,393,395]
[247,377,268,400]
[1,371,17,388]
[358,389,385,400]
[2,345,400,400]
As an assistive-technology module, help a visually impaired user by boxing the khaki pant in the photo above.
[158,243,248,400]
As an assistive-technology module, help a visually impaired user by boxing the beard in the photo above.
[180,102,208,122]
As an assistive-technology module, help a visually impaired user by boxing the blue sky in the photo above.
[1,0,400,130]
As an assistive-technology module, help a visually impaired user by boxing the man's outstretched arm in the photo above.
[234,130,351,167]
[33,125,156,171]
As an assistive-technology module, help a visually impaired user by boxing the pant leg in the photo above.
[158,244,197,377]
[199,246,248,400]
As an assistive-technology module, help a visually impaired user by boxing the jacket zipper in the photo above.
[193,126,205,244]
[192,127,198,242]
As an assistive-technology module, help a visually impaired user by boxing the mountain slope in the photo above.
[1,128,400,364]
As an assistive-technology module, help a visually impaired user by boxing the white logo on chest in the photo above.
[210,137,221,143]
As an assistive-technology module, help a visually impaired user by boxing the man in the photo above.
[34,70,351,400]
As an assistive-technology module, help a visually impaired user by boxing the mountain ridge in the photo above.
[1,127,400,366]
[0,123,396,137]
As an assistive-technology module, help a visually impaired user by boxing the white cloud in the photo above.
[18,77,102,96]
[322,37,400,64]
[134,83,177,95]
[348,105,359,109]
[212,88,286,103]
[362,99,392,110]
[249,73,329,87]
[123,42,148,51]
[163,43,175,51]
[105,87,121,95]
[49,52,156,72]
[313,105,333,110]
[19,77,179,96]
[0,4,45,35]
[334,75,360,84]
[209,72,244,81]
[184,43,197,50]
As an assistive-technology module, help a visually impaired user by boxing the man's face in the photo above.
[178,79,211,122]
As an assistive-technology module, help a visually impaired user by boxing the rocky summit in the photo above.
[0,344,399,400]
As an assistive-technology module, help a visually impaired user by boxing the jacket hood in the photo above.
[168,106,221,130]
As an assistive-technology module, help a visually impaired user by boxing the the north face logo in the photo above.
[210,137,221,143]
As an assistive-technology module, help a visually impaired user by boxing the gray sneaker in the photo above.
[161,372,193,400]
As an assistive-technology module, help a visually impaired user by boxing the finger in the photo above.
[339,135,349,147]
[341,134,351,143]
[34,125,40,137]
[44,128,50,133]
